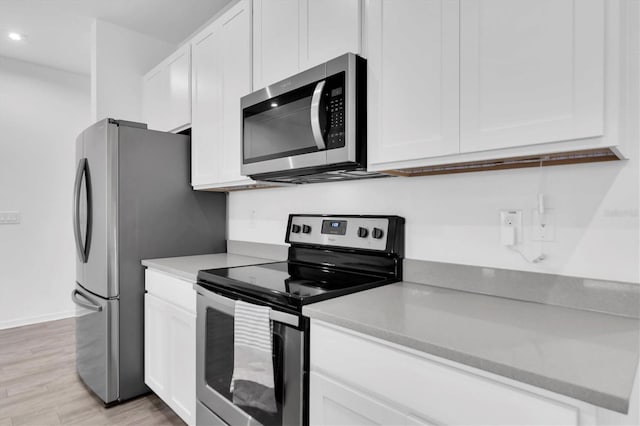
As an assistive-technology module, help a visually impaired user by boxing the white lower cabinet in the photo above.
[144,269,196,426]
[311,372,434,426]
[310,320,584,426]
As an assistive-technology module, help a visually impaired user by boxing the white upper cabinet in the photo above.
[143,67,166,130]
[142,44,191,132]
[220,2,253,184]
[366,0,460,166]
[191,0,253,189]
[191,24,223,187]
[253,0,362,90]
[459,0,605,153]
[366,0,630,174]
[253,0,300,90]
[300,0,362,71]
[167,47,191,131]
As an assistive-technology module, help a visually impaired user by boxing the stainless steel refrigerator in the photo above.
[71,118,226,405]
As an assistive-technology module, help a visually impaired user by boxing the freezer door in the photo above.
[72,283,119,404]
[76,119,119,298]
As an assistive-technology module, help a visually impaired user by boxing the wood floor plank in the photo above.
[0,318,186,425]
[11,408,60,426]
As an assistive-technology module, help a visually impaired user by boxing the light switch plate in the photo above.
[0,211,20,224]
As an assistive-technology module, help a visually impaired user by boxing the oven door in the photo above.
[196,286,305,426]
[241,54,357,177]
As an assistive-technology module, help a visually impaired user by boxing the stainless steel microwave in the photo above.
[241,53,381,184]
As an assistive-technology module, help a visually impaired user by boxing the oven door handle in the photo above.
[197,288,300,328]
[310,80,326,151]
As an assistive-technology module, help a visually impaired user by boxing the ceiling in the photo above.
[0,0,232,75]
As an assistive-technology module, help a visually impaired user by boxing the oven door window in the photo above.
[243,72,345,164]
[205,307,284,425]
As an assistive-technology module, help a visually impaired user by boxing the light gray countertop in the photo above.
[141,253,275,282]
[303,281,640,414]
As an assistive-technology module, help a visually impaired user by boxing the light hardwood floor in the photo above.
[0,318,185,425]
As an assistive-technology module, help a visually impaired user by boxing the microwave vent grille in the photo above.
[256,169,390,185]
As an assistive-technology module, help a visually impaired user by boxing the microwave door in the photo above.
[242,81,329,177]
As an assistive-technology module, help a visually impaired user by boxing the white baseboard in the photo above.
[0,309,76,330]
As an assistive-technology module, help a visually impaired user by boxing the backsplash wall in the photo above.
[228,144,639,284]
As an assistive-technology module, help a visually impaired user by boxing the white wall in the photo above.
[0,56,90,329]
[91,19,175,123]
[229,143,639,284]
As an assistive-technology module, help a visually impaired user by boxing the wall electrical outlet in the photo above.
[500,210,522,246]
[0,211,20,224]
[532,209,555,241]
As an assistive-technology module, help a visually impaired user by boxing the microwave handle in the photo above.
[310,80,326,150]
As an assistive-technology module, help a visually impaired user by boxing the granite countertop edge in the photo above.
[303,297,630,414]
[141,258,198,282]
[141,253,278,283]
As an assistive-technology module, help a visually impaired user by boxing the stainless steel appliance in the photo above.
[196,214,405,425]
[241,53,384,184]
[72,118,226,405]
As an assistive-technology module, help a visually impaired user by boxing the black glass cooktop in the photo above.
[197,261,395,312]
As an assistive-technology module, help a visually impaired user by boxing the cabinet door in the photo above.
[460,0,605,152]
[191,21,224,186]
[142,67,167,132]
[253,0,300,89]
[144,294,169,397]
[166,45,191,132]
[310,372,409,426]
[219,1,253,184]
[142,46,191,133]
[366,0,460,166]
[168,303,196,426]
[145,292,197,426]
[300,0,362,70]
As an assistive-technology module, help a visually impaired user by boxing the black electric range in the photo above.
[197,214,405,314]
[195,214,405,426]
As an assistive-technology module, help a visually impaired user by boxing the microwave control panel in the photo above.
[326,85,345,149]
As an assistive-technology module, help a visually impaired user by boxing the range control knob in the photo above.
[302,224,312,234]
[357,227,369,238]
[372,227,384,239]
[291,224,301,234]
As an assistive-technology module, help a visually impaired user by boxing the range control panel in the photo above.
[286,215,397,252]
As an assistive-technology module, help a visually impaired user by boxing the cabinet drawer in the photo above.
[311,321,578,425]
[310,371,422,426]
[144,269,196,314]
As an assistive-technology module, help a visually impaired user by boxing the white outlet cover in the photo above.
[500,210,522,246]
[532,209,555,241]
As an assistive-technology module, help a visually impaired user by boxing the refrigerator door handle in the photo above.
[73,158,91,263]
[71,289,103,312]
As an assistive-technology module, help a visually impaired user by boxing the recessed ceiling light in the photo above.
[8,32,23,41]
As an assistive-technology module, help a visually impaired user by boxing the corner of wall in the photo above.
[91,19,176,123]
